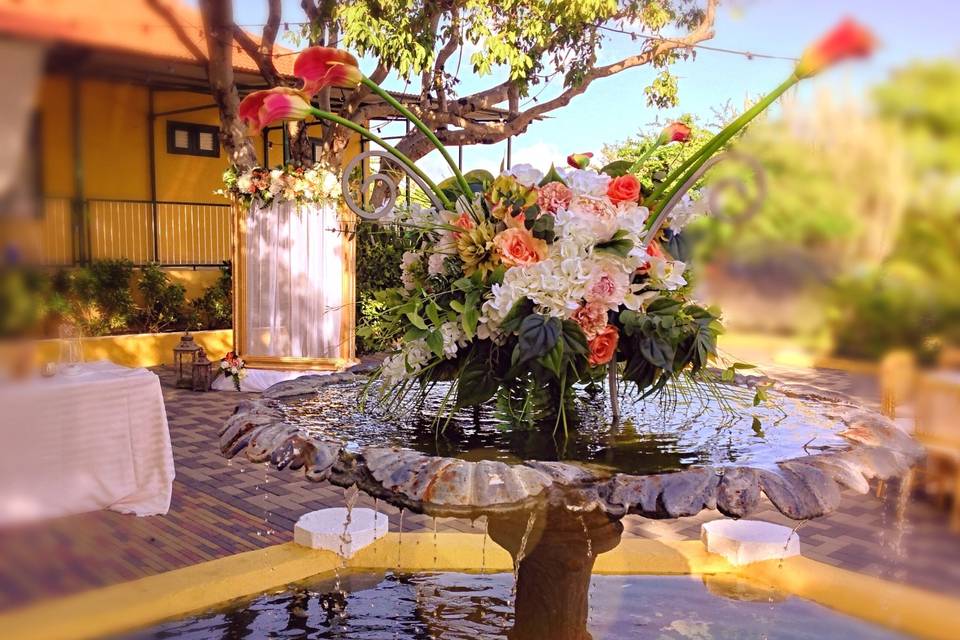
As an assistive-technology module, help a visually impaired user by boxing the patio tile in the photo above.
[0,364,957,613]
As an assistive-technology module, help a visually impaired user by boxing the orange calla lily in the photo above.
[795,18,876,79]
[294,46,363,95]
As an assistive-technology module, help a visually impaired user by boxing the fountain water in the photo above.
[217,371,923,640]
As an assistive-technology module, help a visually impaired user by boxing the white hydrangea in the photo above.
[504,163,544,187]
[400,251,421,291]
[439,321,468,358]
[566,169,611,197]
[427,252,449,277]
[667,194,709,232]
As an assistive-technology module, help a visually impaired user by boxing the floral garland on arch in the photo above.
[219,164,342,209]
[226,18,875,427]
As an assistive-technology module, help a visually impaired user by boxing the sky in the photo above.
[223,0,960,180]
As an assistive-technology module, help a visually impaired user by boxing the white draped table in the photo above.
[0,360,175,525]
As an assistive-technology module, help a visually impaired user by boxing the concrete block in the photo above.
[701,519,800,566]
[294,508,388,557]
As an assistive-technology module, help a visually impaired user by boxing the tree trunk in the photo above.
[199,0,257,171]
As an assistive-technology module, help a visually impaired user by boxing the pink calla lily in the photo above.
[294,46,363,95]
[239,87,313,133]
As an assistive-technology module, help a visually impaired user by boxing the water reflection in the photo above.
[272,379,850,475]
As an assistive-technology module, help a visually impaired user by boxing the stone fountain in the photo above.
[220,371,922,640]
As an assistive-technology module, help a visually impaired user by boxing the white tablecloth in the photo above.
[0,360,175,525]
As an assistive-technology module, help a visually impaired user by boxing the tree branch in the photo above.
[232,0,281,87]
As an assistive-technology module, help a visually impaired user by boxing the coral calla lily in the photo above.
[567,152,593,169]
[660,122,692,144]
[795,18,875,79]
[295,46,363,95]
[238,87,312,133]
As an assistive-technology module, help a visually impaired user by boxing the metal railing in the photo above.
[40,197,232,268]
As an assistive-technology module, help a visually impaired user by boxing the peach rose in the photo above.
[537,182,574,214]
[606,174,642,204]
[492,227,547,268]
[452,211,474,238]
[572,302,608,340]
[588,324,619,366]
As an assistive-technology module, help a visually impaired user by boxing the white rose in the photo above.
[504,163,544,187]
[230,366,239,375]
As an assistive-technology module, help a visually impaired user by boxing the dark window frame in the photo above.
[310,136,324,163]
[166,121,220,158]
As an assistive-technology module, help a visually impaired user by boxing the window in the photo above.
[166,121,220,157]
[310,137,324,163]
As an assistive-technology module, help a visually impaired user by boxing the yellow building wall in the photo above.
[33,73,362,271]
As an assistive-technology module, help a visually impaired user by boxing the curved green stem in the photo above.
[361,77,473,201]
[309,107,451,209]
[627,139,663,174]
[648,76,798,215]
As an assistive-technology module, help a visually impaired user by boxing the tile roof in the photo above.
[0,0,295,76]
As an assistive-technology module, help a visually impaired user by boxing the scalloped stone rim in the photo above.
[218,373,923,521]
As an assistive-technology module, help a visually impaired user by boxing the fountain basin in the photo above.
[219,372,923,521]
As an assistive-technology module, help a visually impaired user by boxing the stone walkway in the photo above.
[0,365,957,614]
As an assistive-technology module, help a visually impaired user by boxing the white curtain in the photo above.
[244,200,344,359]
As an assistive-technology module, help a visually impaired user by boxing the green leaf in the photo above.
[560,319,589,356]
[531,214,556,242]
[600,160,633,177]
[595,238,634,258]
[646,297,683,317]
[639,336,675,370]
[539,339,564,377]
[516,314,561,366]
[406,311,428,331]
[449,300,465,313]
[463,305,479,340]
[425,301,442,327]
[500,298,534,335]
[452,277,473,292]
[456,350,499,408]
[403,326,427,342]
[426,330,444,357]
[538,163,567,186]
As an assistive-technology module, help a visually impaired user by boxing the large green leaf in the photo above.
[600,160,633,177]
[516,314,561,366]
[455,349,500,408]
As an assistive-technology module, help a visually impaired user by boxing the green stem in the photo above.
[627,138,664,174]
[648,76,798,214]
[308,107,452,209]
[361,77,474,202]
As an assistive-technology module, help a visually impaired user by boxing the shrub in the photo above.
[355,223,407,354]
[67,259,136,336]
[191,261,233,330]
[137,263,187,333]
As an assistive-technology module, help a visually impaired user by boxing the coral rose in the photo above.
[572,302,608,340]
[537,181,573,213]
[452,211,474,238]
[492,227,547,268]
[587,324,619,366]
[606,174,642,204]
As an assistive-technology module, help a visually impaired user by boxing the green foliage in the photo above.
[355,222,409,354]
[828,61,960,359]
[137,263,187,334]
[67,259,137,336]
[191,262,233,331]
[310,0,701,106]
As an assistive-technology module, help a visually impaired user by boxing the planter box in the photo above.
[32,329,234,369]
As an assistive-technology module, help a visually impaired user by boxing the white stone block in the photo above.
[700,519,800,566]
[294,508,389,557]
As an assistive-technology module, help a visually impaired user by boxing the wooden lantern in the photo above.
[192,348,212,392]
[173,333,200,388]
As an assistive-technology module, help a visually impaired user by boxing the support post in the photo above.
[506,136,512,170]
[147,86,159,263]
[608,359,620,423]
[70,73,87,264]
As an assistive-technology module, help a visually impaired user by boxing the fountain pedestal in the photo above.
[489,506,623,640]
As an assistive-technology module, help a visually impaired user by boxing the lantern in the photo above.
[173,332,200,388]
[192,348,212,392]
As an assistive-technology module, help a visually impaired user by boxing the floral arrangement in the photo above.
[219,164,342,208]
[217,351,247,391]
[230,18,875,427]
